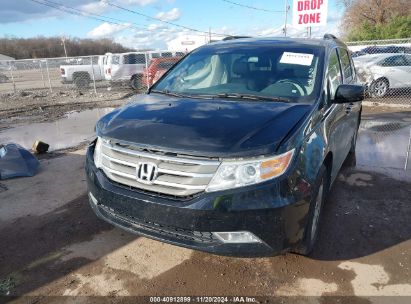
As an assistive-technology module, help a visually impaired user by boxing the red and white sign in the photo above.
[292,0,328,28]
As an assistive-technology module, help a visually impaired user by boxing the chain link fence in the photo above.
[346,38,411,170]
[0,50,186,97]
[347,38,411,106]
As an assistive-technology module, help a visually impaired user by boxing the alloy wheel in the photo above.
[372,80,388,97]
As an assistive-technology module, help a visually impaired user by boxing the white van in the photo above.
[104,50,186,89]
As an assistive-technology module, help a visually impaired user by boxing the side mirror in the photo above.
[333,84,364,104]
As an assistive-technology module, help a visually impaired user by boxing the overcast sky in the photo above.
[0,0,343,50]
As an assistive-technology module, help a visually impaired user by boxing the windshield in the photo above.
[152,44,324,103]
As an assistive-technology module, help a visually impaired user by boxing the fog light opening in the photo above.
[213,231,261,243]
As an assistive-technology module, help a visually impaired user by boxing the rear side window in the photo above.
[381,55,407,67]
[161,52,173,58]
[338,48,353,83]
[176,52,185,57]
[327,49,342,100]
[151,53,160,59]
[124,54,146,64]
[158,62,176,69]
[404,55,411,66]
[112,56,120,65]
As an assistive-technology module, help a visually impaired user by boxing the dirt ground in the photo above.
[0,88,134,130]
[0,96,410,303]
[0,147,410,303]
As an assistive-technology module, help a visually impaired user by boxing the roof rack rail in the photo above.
[323,34,337,40]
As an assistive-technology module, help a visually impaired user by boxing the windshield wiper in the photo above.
[216,93,291,103]
[150,89,213,99]
[150,89,188,98]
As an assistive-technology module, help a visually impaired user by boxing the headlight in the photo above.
[93,137,103,169]
[206,149,294,192]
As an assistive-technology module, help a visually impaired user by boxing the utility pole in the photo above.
[209,27,212,43]
[61,36,68,58]
[283,0,289,37]
[306,26,312,38]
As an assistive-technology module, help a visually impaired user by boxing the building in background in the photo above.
[167,32,224,52]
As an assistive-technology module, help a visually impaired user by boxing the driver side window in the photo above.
[326,49,342,101]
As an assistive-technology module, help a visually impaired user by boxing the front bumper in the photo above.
[85,144,312,257]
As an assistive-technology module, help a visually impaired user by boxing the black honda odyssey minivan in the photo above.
[86,35,363,257]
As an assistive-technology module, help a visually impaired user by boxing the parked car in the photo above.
[354,53,411,97]
[352,45,411,58]
[142,57,182,87]
[86,35,363,257]
[60,55,106,88]
[104,51,186,90]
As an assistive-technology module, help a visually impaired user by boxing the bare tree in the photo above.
[340,0,411,29]
[0,37,136,59]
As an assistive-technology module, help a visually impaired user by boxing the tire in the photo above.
[74,76,90,89]
[299,164,329,256]
[130,75,143,90]
[370,78,389,97]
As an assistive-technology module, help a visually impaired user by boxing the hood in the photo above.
[96,93,311,158]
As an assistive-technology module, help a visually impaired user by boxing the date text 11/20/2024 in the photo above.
[149,296,257,303]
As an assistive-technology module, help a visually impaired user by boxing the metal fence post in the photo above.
[405,126,411,171]
[90,56,97,94]
[39,60,46,89]
[8,61,16,93]
[45,59,53,93]
[145,52,150,90]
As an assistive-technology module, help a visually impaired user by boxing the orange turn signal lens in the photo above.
[260,150,294,180]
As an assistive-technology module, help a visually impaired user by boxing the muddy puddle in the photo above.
[0,108,114,151]
[357,118,411,171]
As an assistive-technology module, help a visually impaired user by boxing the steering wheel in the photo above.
[276,79,307,95]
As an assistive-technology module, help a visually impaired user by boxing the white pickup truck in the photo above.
[60,55,106,88]
[105,51,186,89]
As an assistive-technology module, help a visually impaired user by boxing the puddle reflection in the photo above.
[357,119,411,170]
[0,108,114,151]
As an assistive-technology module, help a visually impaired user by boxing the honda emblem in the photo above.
[136,162,158,184]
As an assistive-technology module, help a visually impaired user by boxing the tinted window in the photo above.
[176,52,185,57]
[112,56,120,65]
[151,53,160,58]
[124,54,146,64]
[381,55,406,67]
[404,55,411,66]
[338,48,353,83]
[327,49,342,100]
[158,62,176,69]
[161,52,173,58]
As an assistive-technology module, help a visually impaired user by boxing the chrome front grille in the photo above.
[100,140,220,197]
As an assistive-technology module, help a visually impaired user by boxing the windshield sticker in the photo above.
[280,52,314,66]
